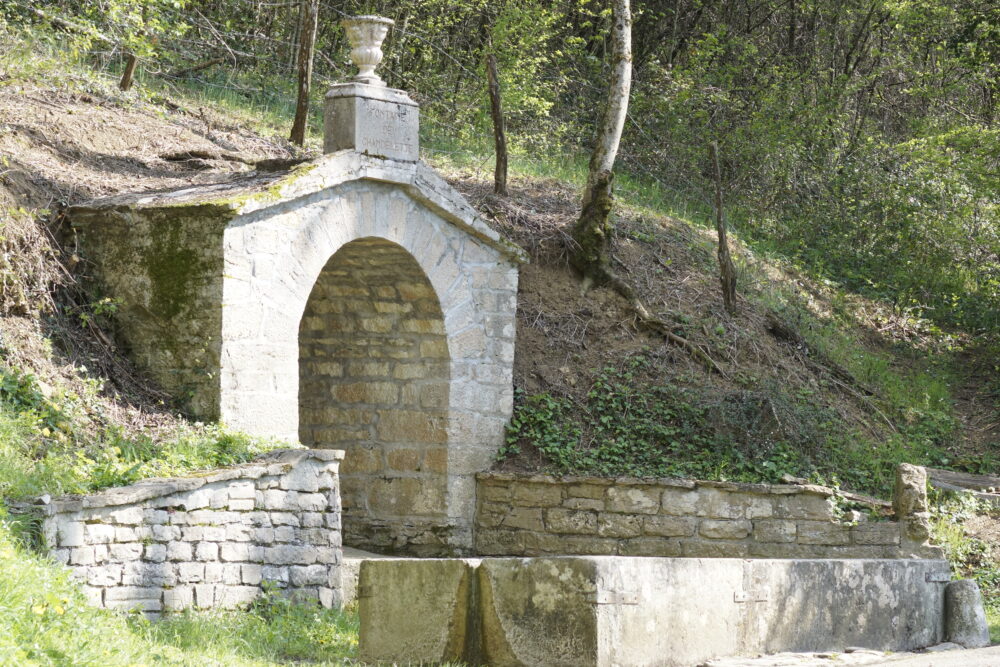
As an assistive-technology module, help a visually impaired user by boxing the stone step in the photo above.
[341,546,403,606]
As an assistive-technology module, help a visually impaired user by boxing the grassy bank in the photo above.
[0,515,358,666]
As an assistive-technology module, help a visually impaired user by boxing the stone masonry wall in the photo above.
[69,205,229,419]
[37,449,344,617]
[299,237,450,552]
[71,152,524,555]
[476,472,942,559]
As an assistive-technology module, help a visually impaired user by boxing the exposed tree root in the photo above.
[578,259,727,377]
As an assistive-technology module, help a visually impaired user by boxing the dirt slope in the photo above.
[0,75,995,494]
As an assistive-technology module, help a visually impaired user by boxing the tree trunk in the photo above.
[289,0,320,146]
[710,141,737,314]
[486,52,508,196]
[571,0,632,282]
[119,52,139,91]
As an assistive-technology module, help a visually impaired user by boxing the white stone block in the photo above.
[225,524,251,542]
[110,507,144,525]
[223,564,243,585]
[70,546,95,566]
[167,542,192,562]
[86,523,115,544]
[290,565,328,587]
[204,562,224,583]
[194,584,215,609]
[196,542,219,561]
[114,526,136,543]
[144,544,167,563]
[217,585,260,609]
[163,585,193,611]
[177,563,205,583]
[220,543,250,562]
[228,499,255,511]
[57,519,86,547]
[109,543,143,562]
[87,565,123,587]
[242,564,263,585]
[203,526,227,542]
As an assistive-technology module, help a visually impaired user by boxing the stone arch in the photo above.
[298,237,450,552]
[220,179,518,554]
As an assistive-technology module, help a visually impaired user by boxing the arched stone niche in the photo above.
[69,154,524,554]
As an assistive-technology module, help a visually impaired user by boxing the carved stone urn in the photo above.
[341,15,394,86]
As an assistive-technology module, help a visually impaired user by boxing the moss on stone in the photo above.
[143,207,225,320]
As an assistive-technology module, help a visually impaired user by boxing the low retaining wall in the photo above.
[476,468,941,559]
[358,556,959,666]
[36,449,344,616]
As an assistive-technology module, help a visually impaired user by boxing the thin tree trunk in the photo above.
[486,52,508,196]
[570,0,632,282]
[119,52,139,91]
[566,0,723,374]
[289,0,319,146]
[710,141,737,314]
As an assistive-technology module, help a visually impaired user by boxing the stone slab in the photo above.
[340,546,398,606]
[358,556,953,667]
[358,557,481,664]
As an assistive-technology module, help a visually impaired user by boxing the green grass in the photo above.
[0,366,288,503]
[0,517,358,666]
[930,492,1000,645]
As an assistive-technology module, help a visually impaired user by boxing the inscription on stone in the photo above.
[324,88,420,162]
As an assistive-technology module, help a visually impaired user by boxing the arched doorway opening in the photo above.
[298,237,450,553]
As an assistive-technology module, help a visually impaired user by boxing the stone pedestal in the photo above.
[324,83,419,162]
[944,579,991,648]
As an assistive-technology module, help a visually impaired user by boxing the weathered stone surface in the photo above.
[597,513,643,538]
[944,579,990,648]
[699,519,752,540]
[359,556,952,667]
[476,475,917,560]
[753,520,797,543]
[852,521,901,546]
[39,450,343,614]
[606,487,659,514]
[642,516,696,538]
[894,463,929,519]
[546,509,598,535]
[358,558,478,664]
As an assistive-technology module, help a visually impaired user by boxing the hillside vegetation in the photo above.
[0,2,998,659]
[0,4,996,499]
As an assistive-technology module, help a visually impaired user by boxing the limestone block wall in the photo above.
[222,171,521,554]
[476,473,942,559]
[70,152,525,555]
[37,449,344,617]
[299,237,450,550]
[68,205,229,419]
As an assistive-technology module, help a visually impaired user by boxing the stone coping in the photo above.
[476,472,891,509]
[68,151,528,263]
[34,449,344,515]
[325,82,418,106]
